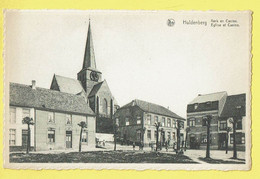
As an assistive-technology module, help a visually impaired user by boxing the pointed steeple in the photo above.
[82,20,96,69]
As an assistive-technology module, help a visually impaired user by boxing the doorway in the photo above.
[22,129,29,149]
[66,131,72,148]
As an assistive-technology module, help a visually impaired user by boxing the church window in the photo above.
[102,98,108,114]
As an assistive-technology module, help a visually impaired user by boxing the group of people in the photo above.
[132,140,185,153]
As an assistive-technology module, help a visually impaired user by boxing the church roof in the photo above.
[88,81,104,97]
[82,21,96,70]
[220,94,246,117]
[121,99,185,120]
[53,74,84,95]
[10,82,95,116]
[189,91,227,104]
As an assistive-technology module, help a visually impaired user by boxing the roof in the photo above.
[53,75,84,95]
[88,81,104,97]
[122,99,185,120]
[220,94,246,117]
[189,91,227,104]
[10,83,95,116]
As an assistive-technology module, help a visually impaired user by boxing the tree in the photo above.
[203,115,212,158]
[225,127,232,154]
[22,117,34,154]
[176,121,183,152]
[154,122,161,151]
[184,127,190,151]
[113,118,119,151]
[78,121,87,152]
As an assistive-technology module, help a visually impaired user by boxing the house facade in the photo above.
[186,92,246,150]
[8,82,96,151]
[114,99,185,147]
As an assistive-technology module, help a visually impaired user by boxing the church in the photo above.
[50,21,119,134]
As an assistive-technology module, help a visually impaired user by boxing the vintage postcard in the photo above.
[3,10,252,170]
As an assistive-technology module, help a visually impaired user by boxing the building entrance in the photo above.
[66,131,72,148]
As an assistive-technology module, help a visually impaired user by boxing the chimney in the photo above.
[198,94,201,96]
[32,80,36,90]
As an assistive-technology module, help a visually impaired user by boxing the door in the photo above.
[218,133,227,149]
[66,131,72,148]
[190,136,196,149]
[22,130,28,148]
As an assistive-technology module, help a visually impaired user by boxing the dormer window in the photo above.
[194,103,198,110]
[206,101,212,106]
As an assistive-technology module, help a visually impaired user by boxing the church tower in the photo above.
[77,21,102,95]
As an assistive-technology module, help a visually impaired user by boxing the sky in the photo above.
[5,10,251,117]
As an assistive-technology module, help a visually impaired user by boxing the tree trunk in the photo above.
[206,120,210,158]
[177,127,180,152]
[27,124,30,154]
[79,127,83,152]
[156,126,159,151]
[226,132,229,154]
[185,131,188,151]
[233,119,237,159]
[114,133,117,151]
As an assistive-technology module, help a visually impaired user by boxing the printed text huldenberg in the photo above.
[183,20,207,26]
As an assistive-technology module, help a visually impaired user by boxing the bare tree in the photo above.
[203,115,212,158]
[154,122,161,151]
[185,127,190,151]
[225,127,232,154]
[176,120,183,152]
[114,118,119,151]
[22,117,34,154]
[78,121,87,152]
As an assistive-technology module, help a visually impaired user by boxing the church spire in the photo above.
[82,20,96,69]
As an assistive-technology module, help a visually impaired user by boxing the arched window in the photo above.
[103,98,108,114]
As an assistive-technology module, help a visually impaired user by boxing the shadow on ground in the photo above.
[10,150,198,163]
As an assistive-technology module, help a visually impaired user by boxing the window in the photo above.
[162,117,165,126]
[48,112,55,123]
[147,115,151,125]
[102,98,108,114]
[167,118,171,127]
[172,120,176,128]
[236,119,242,130]
[9,129,16,146]
[147,130,151,140]
[125,118,129,126]
[137,117,141,124]
[66,114,72,125]
[219,121,227,130]
[194,103,198,110]
[172,132,176,141]
[137,131,141,140]
[82,131,88,143]
[9,107,16,124]
[206,101,212,107]
[22,109,30,119]
[189,118,195,127]
[154,131,158,140]
[48,129,55,142]
[230,133,245,144]
[154,116,158,124]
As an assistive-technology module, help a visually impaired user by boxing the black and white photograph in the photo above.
[3,10,251,170]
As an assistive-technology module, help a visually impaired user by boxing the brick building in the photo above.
[50,21,118,134]
[186,92,246,150]
[8,82,96,151]
[114,99,185,147]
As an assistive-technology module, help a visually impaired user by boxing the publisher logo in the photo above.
[167,19,175,27]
